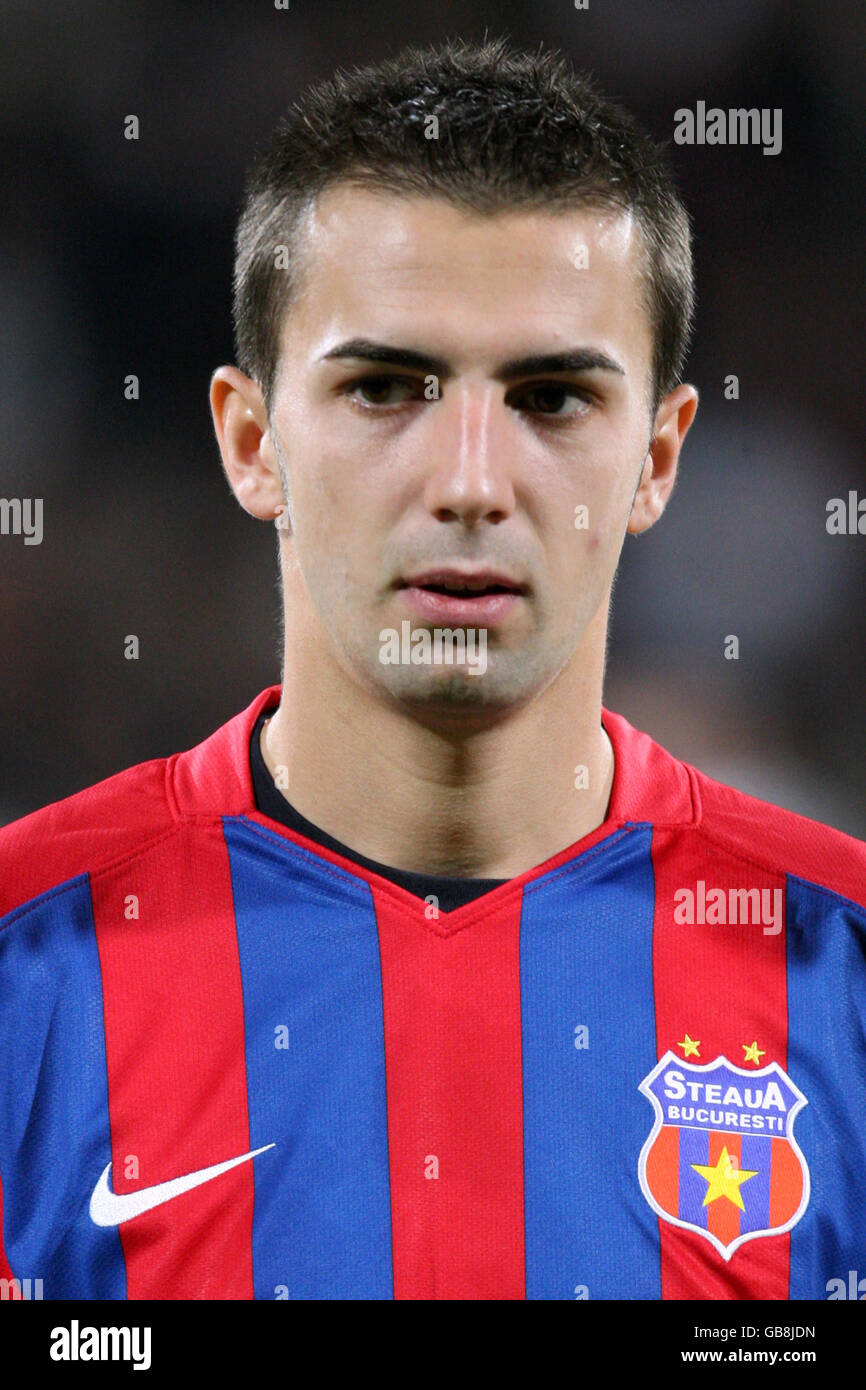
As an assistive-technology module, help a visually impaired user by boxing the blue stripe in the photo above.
[678,1128,709,1228]
[520,825,661,1300]
[740,1134,770,1234]
[223,818,393,1300]
[0,878,126,1298]
[785,875,866,1300]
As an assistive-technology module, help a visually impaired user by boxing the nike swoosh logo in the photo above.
[89,1143,275,1227]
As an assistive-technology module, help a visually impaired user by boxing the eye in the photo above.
[512,383,593,419]
[344,375,421,408]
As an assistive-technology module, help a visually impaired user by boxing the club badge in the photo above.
[638,1051,810,1260]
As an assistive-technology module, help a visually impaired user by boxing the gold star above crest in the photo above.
[742,1041,766,1065]
[692,1147,758,1211]
[677,1034,700,1058]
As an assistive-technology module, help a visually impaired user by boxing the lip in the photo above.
[396,569,527,626]
[399,568,527,595]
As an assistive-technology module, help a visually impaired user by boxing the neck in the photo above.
[262,607,614,881]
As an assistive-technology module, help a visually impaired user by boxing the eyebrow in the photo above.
[319,338,626,381]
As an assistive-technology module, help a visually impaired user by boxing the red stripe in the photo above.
[91,823,255,1298]
[651,827,791,1298]
[770,1136,803,1228]
[373,887,525,1299]
[646,1125,679,1217]
[0,1173,16,1286]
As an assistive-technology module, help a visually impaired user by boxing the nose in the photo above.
[421,381,517,526]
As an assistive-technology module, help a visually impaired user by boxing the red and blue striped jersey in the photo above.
[1,684,864,1300]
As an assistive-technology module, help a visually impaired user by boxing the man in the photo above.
[1,38,863,1302]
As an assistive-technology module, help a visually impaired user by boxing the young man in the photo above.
[1,38,863,1302]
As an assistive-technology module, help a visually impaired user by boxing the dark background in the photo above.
[2,0,864,835]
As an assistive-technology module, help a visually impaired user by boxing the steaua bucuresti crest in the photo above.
[638,1051,810,1261]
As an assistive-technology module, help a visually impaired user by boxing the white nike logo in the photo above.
[89,1143,275,1227]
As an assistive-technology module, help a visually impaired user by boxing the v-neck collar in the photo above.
[169,684,699,932]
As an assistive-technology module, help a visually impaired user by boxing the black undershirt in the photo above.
[249,709,507,911]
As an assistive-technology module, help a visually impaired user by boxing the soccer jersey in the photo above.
[1,684,864,1300]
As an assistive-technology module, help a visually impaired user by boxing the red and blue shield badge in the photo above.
[638,1051,810,1260]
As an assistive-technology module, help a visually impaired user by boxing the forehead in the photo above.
[282,183,652,372]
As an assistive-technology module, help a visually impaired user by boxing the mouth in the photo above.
[396,569,527,625]
[399,569,527,598]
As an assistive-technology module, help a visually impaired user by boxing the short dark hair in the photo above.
[233,36,694,416]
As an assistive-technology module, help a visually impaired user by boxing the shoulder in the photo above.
[0,756,176,923]
[0,686,278,925]
[604,707,865,910]
[689,762,866,910]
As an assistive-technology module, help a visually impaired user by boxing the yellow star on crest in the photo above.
[677,1034,700,1058]
[743,1040,766,1065]
[692,1147,758,1211]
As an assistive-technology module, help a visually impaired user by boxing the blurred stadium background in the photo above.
[1,0,864,836]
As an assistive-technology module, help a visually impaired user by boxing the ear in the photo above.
[209,366,286,522]
[626,383,699,535]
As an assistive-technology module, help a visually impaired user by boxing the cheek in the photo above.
[289,454,357,553]
[558,478,631,557]
[312,467,344,520]
[586,511,625,553]
[542,470,635,611]
[290,462,387,610]
[581,457,642,545]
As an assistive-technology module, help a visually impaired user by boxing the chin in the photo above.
[377,662,538,725]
